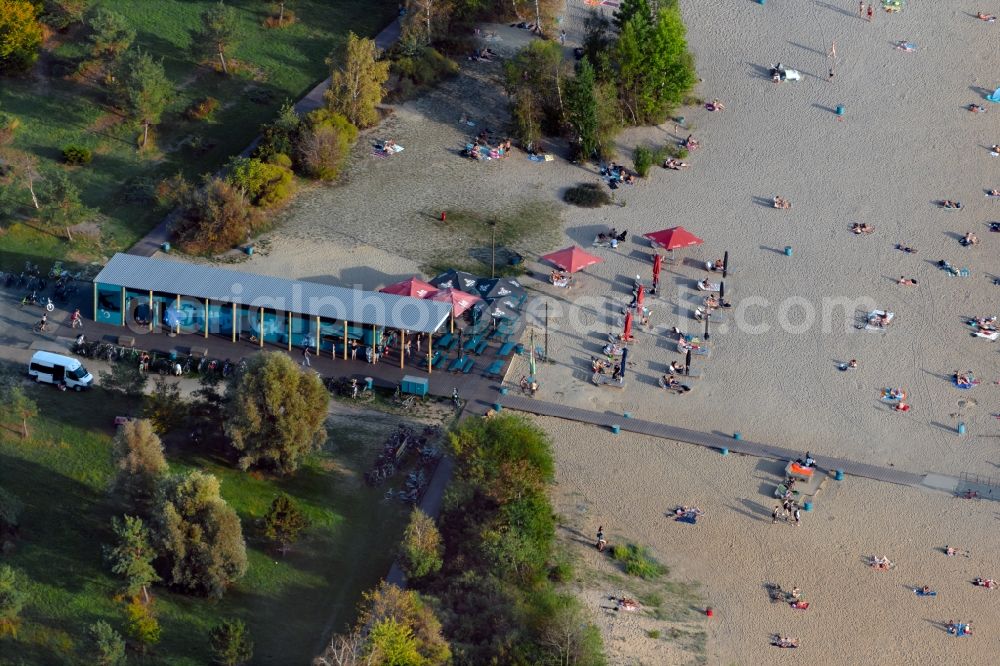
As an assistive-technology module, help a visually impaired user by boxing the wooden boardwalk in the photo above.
[497,394,926,488]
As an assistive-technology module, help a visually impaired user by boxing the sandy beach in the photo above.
[225,0,1000,660]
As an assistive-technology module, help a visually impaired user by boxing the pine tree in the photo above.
[565,57,599,160]
[104,515,160,604]
[262,494,309,555]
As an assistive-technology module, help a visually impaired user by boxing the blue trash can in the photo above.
[494,403,502,412]
[499,387,508,395]
[246,245,254,256]
[161,242,171,252]
[784,246,793,256]
[835,469,844,481]
[835,105,845,116]
[958,422,966,435]
[364,376,373,391]
[623,412,631,419]
[720,447,729,456]
[803,501,813,512]
[611,424,620,434]
[733,432,742,441]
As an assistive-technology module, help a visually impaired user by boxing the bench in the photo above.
[435,333,453,349]
[463,336,480,352]
[498,342,515,357]
[448,357,465,372]
[683,367,703,380]
[461,358,475,374]
[474,340,488,355]
[486,360,505,377]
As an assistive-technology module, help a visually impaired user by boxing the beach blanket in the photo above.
[914,589,937,597]
[528,155,553,162]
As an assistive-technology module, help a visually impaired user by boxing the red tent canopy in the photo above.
[428,288,482,317]
[540,246,604,273]
[380,277,437,299]
[643,226,704,251]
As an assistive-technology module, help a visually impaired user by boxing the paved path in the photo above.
[497,394,927,488]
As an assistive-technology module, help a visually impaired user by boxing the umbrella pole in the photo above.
[544,301,549,361]
[704,311,710,341]
[723,251,729,279]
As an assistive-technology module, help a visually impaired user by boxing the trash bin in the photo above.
[610,424,620,434]
[364,376,373,391]
[161,242,171,252]
[720,447,729,456]
[835,469,844,481]
[784,246,793,256]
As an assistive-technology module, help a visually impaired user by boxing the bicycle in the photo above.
[32,321,49,334]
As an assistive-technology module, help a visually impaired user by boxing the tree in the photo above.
[100,360,148,398]
[110,419,168,513]
[38,169,92,240]
[403,0,452,46]
[88,620,127,666]
[612,0,650,30]
[226,156,294,208]
[224,352,329,474]
[114,49,171,147]
[400,508,442,580]
[319,582,450,666]
[294,111,357,181]
[3,386,36,438]
[0,565,28,636]
[0,148,40,209]
[503,41,567,147]
[87,7,135,60]
[209,619,254,666]
[262,493,309,555]
[143,376,187,435]
[42,0,88,31]
[154,471,247,598]
[0,0,43,74]
[199,1,239,75]
[565,57,599,160]
[532,590,605,666]
[104,515,160,604]
[267,0,294,26]
[169,176,262,254]
[124,599,160,654]
[325,32,389,129]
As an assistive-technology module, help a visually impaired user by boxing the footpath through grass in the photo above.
[0,0,396,271]
[0,384,408,665]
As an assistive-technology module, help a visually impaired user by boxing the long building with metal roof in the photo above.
[92,254,451,369]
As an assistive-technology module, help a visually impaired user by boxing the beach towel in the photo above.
[986,87,1000,103]
[676,514,697,524]
[914,589,936,597]
[528,155,546,162]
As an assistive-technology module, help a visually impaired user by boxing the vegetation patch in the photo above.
[611,543,666,580]
[564,183,611,208]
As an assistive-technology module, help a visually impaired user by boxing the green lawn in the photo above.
[0,385,410,665]
[0,0,396,272]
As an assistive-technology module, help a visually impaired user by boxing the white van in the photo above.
[27,351,93,391]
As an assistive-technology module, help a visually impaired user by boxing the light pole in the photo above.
[490,221,497,278]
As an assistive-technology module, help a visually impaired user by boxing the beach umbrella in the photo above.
[619,347,628,380]
[476,276,526,302]
[652,253,662,280]
[723,251,729,279]
[430,269,480,294]
[428,288,482,317]
[637,284,645,308]
[380,276,437,299]
[685,348,692,374]
[540,246,604,273]
[623,310,633,340]
[643,226,704,251]
[529,346,536,377]
[719,282,725,300]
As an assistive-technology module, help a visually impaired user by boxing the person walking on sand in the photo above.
[794,507,802,527]
[302,346,311,367]
[772,505,781,524]
[859,1,865,17]
[867,4,874,21]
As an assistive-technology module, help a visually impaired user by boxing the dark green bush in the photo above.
[563,183,610,208]
[388,47,458,101]
[185,97,219,121]
[633,146,654,178]
[62,145,92,165]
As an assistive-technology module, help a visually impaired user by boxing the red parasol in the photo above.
[623,310,634,340]
[636,284,645,307]
[540,245,604,273]
[428,288,482,317]
[643,226,704,251]
[652,253,662,280]
[380,277,437,298]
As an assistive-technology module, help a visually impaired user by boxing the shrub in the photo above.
[61,145,92,165]
[0,0,44,74]
[185,96,219,121]
[0,112,19,146]
[633,145,654,178]
[663,144,688,160]
[294,109,357,181]
[387,46,458,100]
[209,619,253,666]
[563,183,610,208]
[0,564,28,636]
[400,508,443,580]
[170,176,263,255]
[41,0,86,31]
[549,558,573,583]
[88,620,126,666]
[0,487,21,537]
[227,156,293,208]
[610,543,666,580]
[124,599,159,654]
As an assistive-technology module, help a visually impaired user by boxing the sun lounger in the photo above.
[591,372,625,388]
[431,350,444,368]
[515,343,524,355]
[786,462,815,480]
[463,336,480,352]
[448,357,465,372]
[435,333,453,349]
[461,358,475,374]
[474,340,488,355]
[498,342,515,357]
[486,360,504,377]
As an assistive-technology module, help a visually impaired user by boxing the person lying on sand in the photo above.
[773,195,792,209]
[772,636,799,648]
[977,11,997,22]
[707,99,725,111]
[664,158,690,170]
[941,200,963,209]
[895,402,911,412]
[974,577,995,588]
[683,134,700,150]
[989,189,1000,197]
[870,555,894,569]
[895,243,917,253]
[969,104,987,113]
[961,232,980,246]
[897,276,917,286]
[852,222,874,234]
[894,41,917,52]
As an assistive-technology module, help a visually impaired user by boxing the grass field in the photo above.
[0,0,396,272]
[0,384,410,665]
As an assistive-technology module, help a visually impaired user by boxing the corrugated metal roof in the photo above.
[94,254,451,334]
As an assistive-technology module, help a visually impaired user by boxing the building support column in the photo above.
[259,308,264,348]
[120,287,126,326]
[427,333,432,373]
[204,299,209,338]
[343,321,348,360]
[399,330,405,369]
[287,313,292,352]
[315,316,321,355]
[175,295,181,335]
[231,303,237,343]
[148,290,154,332]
